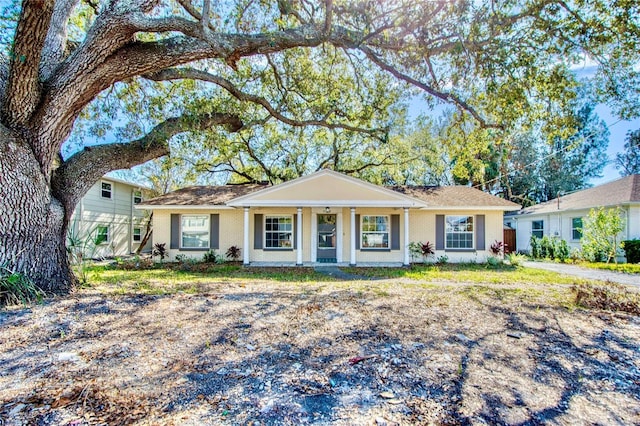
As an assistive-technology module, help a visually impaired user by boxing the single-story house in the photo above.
[138,170,520,265]
[504,174,640,253]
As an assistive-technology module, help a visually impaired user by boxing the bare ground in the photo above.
[1,278,639,425]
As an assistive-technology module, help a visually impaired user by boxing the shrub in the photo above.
[539,236,555,259]
[1,265,45,306]
[408,241,435,263]
[622,239,640,264]
[152,243,168,263]
[436,255,449,265]
[572,282,640,315]
[226,245,242,261]
[486,256,502,267]
[507,253,527,267]
[530,236,540,259]
[490,240,504,256]
[581,207,624,263]
[556,239,570,263]
[203,249,224,264]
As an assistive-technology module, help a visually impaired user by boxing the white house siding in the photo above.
[511,206,640,253]
[69,179,150,258]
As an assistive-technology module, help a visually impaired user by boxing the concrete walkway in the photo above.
[313,265,375,281]
[523,261,639,287]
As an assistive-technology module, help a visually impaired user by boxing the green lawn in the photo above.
[579,262,640,275]
[341,263,590,285]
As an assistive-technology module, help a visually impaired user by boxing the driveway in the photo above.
[524,261,639,287]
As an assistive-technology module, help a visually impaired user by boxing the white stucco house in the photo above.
[504,174,640,253]
[69,176,153,258]
[137,170,519,265]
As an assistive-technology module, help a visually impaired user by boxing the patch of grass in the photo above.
[341,263,583,285]
[1,265,45,306]
[82,264,337,294]
[579,262,640,275]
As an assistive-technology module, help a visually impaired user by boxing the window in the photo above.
[133,227,142,242]
[532,220,544,239]
[133,190,142,204]
[181,215,209,248]
[361,215,389,249]
[95,225,109,245]
[101,182,112,199]
[572,217,583,240]
[265,216,293,248]
[445,215,474,249]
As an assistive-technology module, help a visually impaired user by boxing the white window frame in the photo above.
[571,217,582,241]
[133,190,142,204]
[181,215,210,249]
[532,220,544,239]
[101,181,112,199]
[133,227,142,242]
[361,215,390,249]
[265,215,293,249]
[445,215,474,250]
[95,225,109,245]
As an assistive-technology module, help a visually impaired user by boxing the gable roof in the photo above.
[138,170,519,210]
[226,169,425,208]
[509,174,640,217]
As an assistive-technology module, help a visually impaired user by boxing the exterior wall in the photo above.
[154,207,504,264]
[69,179,150,258]
[510,205,639,253]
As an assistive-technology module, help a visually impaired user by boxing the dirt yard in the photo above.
[1,277,639,425]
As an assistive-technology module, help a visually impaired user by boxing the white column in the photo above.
[404,207,410,266]
[296,207,303,265]
[243,207,250,265]
[350,207,356,266]
[336,212,343,263]
[311,213,317,263]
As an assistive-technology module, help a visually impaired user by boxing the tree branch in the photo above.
[51,112,242,217]
[143,67,386,136]
[359,45,500,128]
[2,0,54,127]
[40,0,80,80]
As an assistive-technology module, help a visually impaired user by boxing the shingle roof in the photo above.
[140,182,519,209]
[140,184,268,206]
[509,174,640,216]
[389,186,521,209]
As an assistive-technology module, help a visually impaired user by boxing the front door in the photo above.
[317,214,337,263]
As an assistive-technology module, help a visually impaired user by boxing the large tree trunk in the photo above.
[0,125,75,293]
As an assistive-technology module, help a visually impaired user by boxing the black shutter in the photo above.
[435,215,445,250]
[355,214,360,249]
[476,214,485,251]
[210,214,219,249]
[293,214,298,249]
[254,214,263,249]
[391,214,400,250]
[170,214,180,249]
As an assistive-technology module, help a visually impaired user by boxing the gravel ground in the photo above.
[1,279,639,425]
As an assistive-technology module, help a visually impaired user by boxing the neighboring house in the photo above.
[137,170,519,265]
[505,174,640,253]
[69,176,153,258]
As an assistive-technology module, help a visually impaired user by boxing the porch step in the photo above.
[317,258,337,263]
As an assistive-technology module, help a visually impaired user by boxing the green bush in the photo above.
[507,253,527,267]
[530,236,540,259]
[622,239,640,264]
[1,265,45,306]
[203,249,224,264]
[556,239,570,263]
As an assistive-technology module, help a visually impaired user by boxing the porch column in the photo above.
[243,207,250,265]
[403,207,410,266]
[296,207,303,266]
[350,207,356,266]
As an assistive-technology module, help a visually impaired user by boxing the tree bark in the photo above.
[0,125,75,293]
